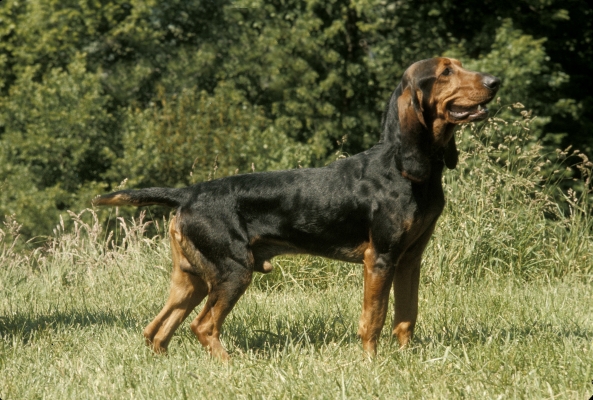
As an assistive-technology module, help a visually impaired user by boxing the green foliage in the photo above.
[109,84,312,188]
[218,0,456,158]
[0,0,591,239]
[0,55,115,238]
[447,19,573,145]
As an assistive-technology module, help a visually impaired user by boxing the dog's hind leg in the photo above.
[143,219,208,353]
[189,263,252,361]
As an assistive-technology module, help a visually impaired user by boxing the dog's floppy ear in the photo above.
[444,135,458,169]
[396,85,431,182]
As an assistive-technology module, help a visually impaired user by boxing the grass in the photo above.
[1,110,593,399]
[1,250,591,399]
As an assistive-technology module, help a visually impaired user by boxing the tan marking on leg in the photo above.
[357,238,394,357]
[143,217,208,353]
[190,270,252,362]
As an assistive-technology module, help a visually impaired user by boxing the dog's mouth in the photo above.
[448,102,491,122]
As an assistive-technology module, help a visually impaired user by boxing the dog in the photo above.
[93,57,500,360]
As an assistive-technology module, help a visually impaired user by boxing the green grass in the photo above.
[1,113,593,398]
[1,249,591,399]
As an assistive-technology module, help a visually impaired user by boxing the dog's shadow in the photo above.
[0,309,140,345]
[221,312,361,357]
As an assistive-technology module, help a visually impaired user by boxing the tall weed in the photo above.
[428,104,592,281]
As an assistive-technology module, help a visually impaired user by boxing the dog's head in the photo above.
[389,57,500,183]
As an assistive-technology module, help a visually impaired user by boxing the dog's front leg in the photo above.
[357,246,394,357]
[392,222,436,348]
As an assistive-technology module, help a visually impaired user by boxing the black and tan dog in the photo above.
[94,57,500,360]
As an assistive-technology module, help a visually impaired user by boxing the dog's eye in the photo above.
[441,68,451,76]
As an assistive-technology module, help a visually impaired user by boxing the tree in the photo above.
[0,0,589,240]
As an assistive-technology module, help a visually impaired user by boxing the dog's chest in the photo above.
[374,180,445,235]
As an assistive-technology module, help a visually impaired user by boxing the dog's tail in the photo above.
[92,187,190,209]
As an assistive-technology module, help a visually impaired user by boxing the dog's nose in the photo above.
[482,74,501,91]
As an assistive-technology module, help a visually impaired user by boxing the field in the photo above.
[1,121,593,399]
